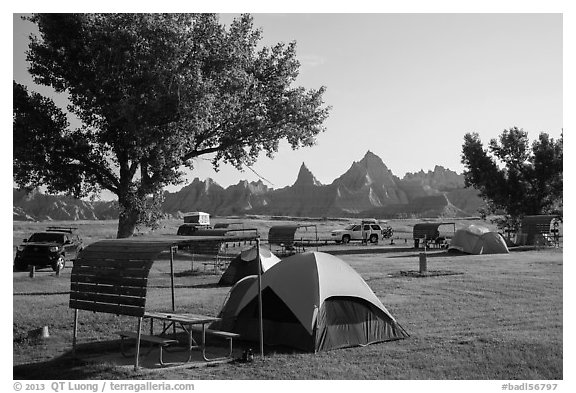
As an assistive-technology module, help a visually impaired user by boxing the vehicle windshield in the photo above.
[343,224,355,230]
[27,233,65,243]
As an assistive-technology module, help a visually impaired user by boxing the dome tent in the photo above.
[218,245,281,286]
[449,225,509,255]
[211,251,408,352]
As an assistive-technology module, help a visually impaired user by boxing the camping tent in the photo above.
[218,246,281,286]
[211,251,408,352]
[449,225,509,255]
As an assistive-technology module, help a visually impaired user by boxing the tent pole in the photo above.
[256,238,264,358]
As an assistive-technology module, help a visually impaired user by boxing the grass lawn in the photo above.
[12,228,562,380]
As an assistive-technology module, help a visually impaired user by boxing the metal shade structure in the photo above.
[517,215,561,245]
[70,235,241,311]
[268,224,318,254]
[412,222,456,248]
[69,234,261,367]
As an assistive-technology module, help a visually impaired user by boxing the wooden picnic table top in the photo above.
[144,311,220,325]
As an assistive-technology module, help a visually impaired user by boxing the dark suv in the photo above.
[13,227,83,272]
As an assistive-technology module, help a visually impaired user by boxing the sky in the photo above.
[11,10,564,195]
[4,2,575,390]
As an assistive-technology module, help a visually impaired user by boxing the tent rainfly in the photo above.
[448,225,509,255]
[218,246,281,286]
[211,251,409,352]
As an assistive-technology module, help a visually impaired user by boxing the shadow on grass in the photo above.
[14,291,70,296]
[13,336,301,380]
[181,283,223,289]
[13,340,135,380]
[386,270,464,279]
[327,246,416,255]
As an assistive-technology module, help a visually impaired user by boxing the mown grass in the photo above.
[13,221,562,381]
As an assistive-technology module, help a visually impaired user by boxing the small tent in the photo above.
[218,246,281,286]
[212,251,408,352]
[449,225,509,255]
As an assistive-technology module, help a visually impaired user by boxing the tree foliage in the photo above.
[13,13,330,237]
[461,127,562,226]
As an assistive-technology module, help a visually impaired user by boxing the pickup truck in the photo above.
[14,226,83,272]
[331,220,393,244]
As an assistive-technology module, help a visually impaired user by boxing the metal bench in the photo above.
[117,331,178,366]
[190,327,240,361]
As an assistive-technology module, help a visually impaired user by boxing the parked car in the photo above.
[13,227,83,272]
[331,220,393,244]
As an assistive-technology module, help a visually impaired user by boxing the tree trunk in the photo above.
[117,209,139,238]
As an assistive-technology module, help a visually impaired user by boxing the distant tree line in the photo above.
[461,127,562,229]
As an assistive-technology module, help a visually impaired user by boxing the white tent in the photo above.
[218,246,281,286]
[449,225,509,255]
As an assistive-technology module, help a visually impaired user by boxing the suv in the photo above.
[331,220,393,244]
[13,227,83,272]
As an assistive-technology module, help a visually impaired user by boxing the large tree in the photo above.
[13,13,330,237]
[461,127,562,226]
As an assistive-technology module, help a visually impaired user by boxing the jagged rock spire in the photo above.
[294,163,322,187]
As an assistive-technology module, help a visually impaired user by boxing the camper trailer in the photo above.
[177,212,211,235]
[182,212,210,226]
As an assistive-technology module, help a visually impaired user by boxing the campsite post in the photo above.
[170,245,176,312]
[419,235,427,274]
[256,238,264,358]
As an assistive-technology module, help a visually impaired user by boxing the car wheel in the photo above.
[52,256,66,272]
[342,235,351,244]
[369,234,378,244]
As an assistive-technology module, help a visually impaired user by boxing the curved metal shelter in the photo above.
[518,215,561,246]
[70,235,257,314]
[412,222,456,248]
[267,224,318,254]
[69,235,258,366]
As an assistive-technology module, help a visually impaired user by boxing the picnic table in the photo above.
[118,312,239,366]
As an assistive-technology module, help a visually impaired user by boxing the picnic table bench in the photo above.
[117,331,178,366]
[190,326,240,360]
